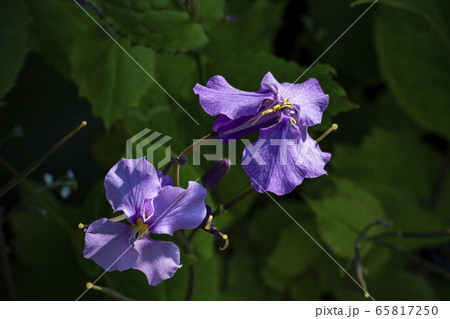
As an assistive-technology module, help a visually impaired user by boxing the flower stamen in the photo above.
[132,218,148,238]
[261,98,294,115]
[219,232,229,251]
[204,215,213,231]
[316,123,338,143]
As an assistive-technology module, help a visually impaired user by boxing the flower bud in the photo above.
[201,159,230,189]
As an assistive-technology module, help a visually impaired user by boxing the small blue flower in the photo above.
[60,186,71,199]
[67,169,75,180]
[43,173,54,186]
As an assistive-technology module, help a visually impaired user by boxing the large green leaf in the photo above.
[205,0,287,54]
[70,27,156,128]
[332,128,448,249]
[306,178,385,258]
[89,0,209,52]
[0,0,30,100]
[25,0,91,77]
[373,1,450,139]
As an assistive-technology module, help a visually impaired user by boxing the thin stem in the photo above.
[367,230,450,242]
[86,282,135,301]
[213,186,255,217]
[173,132,217,187]
[0,156,19,175]
[0,121,87,198]
[0,208,18,300]
[353,221,383,298]
[175,230,196,300]
[188,186,255,241]
[374,241,450,282]
[186,265,196,301]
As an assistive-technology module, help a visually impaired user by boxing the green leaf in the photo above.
[25,0,91,77]
[205,0,287,54]
[373,2,450,139]
[332,128,448,249]
[0,0,30,100]
[306,178,385,258]
[89,0,208,52]
[70,27,156,128]
[198,0,225,29]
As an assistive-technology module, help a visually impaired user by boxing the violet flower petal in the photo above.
[278,79,329,127]
[132,237,181,286]
[242,116,330,195]
[194,75,273,120]
[148,181,207,235]
[83,218,138,272]
[104,158,161,224]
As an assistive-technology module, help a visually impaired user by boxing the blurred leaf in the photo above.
[366,256,437,300]
[261,267,288,294]
[70,27,156,128]
[373,2,450,139]
[333,128,442,202]
[25,0,90,76]
[306,178,385,257]
[290,276,321,300]
[302,0,380,87]
[89,0,208,52]
[198,0,226,29]
[0,0,30,100]
[268,223,321,277]
[206,0,287,54]
[332,128,448,249]
[353,0,449,42]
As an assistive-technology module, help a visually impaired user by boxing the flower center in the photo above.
[132,218,149,238]
[261,98,297,124]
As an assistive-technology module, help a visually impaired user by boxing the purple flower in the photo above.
[83,157,207,285]
[201,159,231,189]
[194,72,331,195]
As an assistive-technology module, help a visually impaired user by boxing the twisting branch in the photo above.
[353,219,393,298]
[173,133,217,187]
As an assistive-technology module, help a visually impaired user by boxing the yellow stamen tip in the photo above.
[262,109,273,115]
[316,123,339,143]
[364,292,369,298]
[290,117,296,125]
[78,223,85,229]
[86,282,93,289]
[222,234,228,240]
[81,121,87,126]
[219,238,230,251]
